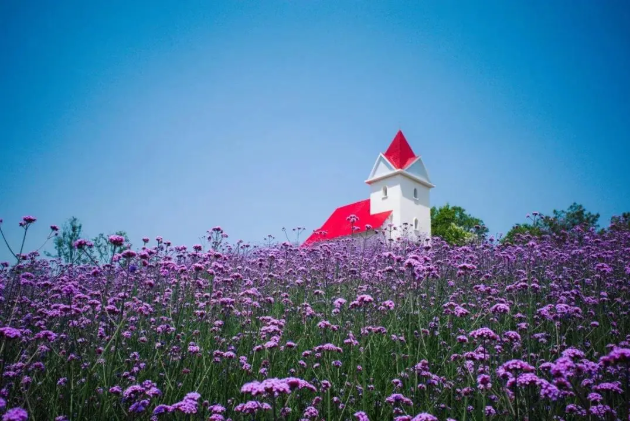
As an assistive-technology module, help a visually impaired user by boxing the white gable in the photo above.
[404,157,431,184]
[367,154,395,181]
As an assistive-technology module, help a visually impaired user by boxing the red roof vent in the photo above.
[383,130,417,169]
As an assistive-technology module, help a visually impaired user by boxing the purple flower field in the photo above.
[1,217,630,420]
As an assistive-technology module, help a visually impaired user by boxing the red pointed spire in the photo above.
[383,130,417,169]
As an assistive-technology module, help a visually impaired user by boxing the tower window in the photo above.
[413,188,418,199]
[414,218,419,230]
[382,186,388,198]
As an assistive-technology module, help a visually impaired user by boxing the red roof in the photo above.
[383,130,417,169]
[302,199,392,246]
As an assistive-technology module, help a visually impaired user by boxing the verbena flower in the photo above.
[2,408,28,421]
[411,413,438,421]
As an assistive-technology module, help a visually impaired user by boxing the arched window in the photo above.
[413,188,418,199]
[414,218,419,230]
[382,186,388,198]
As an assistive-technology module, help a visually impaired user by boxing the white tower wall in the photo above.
[369,174,431,239]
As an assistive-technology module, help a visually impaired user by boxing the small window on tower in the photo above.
[382,186,388,198]
[413,188,418,199]
[414,218,419,230]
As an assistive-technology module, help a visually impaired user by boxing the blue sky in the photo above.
[1,1,629,259]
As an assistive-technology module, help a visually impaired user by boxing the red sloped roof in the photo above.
[383,130,417,169]
[302,199,392,246]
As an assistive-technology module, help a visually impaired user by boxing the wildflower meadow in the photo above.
[1,215,630,421]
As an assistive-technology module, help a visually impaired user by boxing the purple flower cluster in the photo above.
[1,216,630,420]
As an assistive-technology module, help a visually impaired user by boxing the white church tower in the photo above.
[303,130,434,246]
[365,130,434,239]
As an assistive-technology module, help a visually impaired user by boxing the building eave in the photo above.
[365,169,435,189]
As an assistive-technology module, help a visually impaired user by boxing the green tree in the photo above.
[46,217,129,264]
[46,216,85,263]
[608,212,630,232]
[503,203,600,244]
[430,204,488,246]
[545,202,599,236]
[91,231,130,263]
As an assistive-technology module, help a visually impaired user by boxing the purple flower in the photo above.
[2,408,28,421]
[21,216,36,224]
[129,399,149,413]
[121,250,136,259]
[241,378,292,397]
[209,405,226,414]
[477,374,491,390]
[385,393,413,406]
[490,303,510,314]
[346,214,359,223]
[599,347,630,366]
[0,327,21,339]
[516,373,541,387]
[314,343,342,353]
[109,386,122,395]
[108,235,125,246]
[593,382,623,394]
[470,328,499,341]
[153,404,173,415]
[303,406,319,418]
[497,359,535,378]
[123,385,145,399]
[234,401,271,414]
[354,411,369,421]
[73,239,92,249]
[284,377,317,392]
[411,413,438,421]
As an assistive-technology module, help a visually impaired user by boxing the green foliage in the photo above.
[91,231,129,263]
[430,204,488,246]
[546,202,600,235]
[609,212,630,232]
[503,202,600,244]
[46,217,129,264]
[500,222,545,244]
[46,216,85,264]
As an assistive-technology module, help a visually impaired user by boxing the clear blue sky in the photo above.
[1,1,629,259]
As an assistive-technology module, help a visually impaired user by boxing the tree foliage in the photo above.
[46,216,129,264]
[91,231,130,263]
[503,203,600,244]
[608,212,630,232]
[430,204,488,246]
[46,216,84,263]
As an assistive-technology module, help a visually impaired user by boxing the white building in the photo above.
[304,130,434,245]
